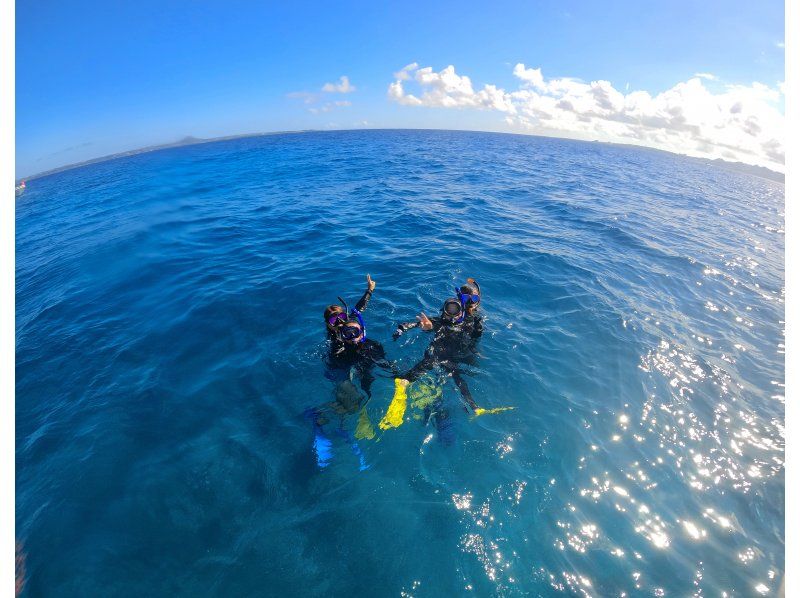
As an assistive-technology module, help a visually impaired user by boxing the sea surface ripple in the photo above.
[16,130,785,596]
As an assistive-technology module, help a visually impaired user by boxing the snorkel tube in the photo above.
[454,287,467,310]
[352,309,366,340]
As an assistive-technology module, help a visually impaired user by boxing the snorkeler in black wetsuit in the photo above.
[322,274,396,399]
[393,279,484,411]
[308,275,396,468]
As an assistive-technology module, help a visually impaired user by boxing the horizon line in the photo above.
[18,127,785,184]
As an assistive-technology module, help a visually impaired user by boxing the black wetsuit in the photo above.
[325,289,394,397]
[396,312,484,409]
[326,339,393,398]
[327,289,373,357]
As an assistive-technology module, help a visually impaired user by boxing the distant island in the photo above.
[19,132,311,183]
[19,129,785,185]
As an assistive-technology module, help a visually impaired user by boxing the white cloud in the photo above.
[308,100,352,114]
[776,41,785,49]
[694,72,718,80]
[393,63,419,81]
[388,80,422,106]
[322,75,356,93]
[290,76,356,114]
[388,65,516,112]
[513,64,546,90]
[387,63,785,170]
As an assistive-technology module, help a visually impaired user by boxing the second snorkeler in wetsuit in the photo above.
[392,278,484,412]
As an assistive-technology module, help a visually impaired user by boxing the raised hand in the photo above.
[418,312,433,331]
[366,273,376,293]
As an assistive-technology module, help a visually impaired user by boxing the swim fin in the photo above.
[336,428,370,471]
[351,440,370,471]
[305,408,333,468]
[409,376,442,411]
[355,406,376,440]
[473,406,516,418]
[379,378,410,430]
[313,427,333,467]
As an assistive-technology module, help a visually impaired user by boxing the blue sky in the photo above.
[16,0,785,177]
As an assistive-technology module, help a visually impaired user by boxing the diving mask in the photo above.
[340,321,364,341]
[327,312,348,327]
[442,298,464,322]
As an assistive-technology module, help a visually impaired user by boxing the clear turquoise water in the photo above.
[16,130,784,596]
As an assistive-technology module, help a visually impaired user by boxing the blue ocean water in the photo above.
[16,130,784,596]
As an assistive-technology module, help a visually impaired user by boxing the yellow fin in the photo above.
[379,378,410,430]
[473,406,516,418]
[409,376,442,410]
[355,406,375,440]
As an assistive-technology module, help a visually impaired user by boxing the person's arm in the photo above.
[428,316,443,331]
[471,315,484,339]
[363,340,398,375]
[393,312,438,339]
[393,320,420,339]
[354,274,376,312]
